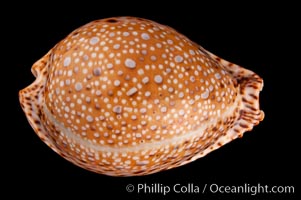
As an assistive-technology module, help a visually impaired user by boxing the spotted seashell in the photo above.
[19,17,264,176]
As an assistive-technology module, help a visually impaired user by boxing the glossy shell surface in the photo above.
[19,17,264,176]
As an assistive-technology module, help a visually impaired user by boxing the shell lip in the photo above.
[19,50,60,154]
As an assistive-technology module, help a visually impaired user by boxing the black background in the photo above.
[5,1,299,199]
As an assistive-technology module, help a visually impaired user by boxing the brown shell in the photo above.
[19,17,264,176]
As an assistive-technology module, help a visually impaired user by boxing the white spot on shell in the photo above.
[190,76,195,82]
[215,73,221,79]
[86,115,94,122]
[141,50,147,55]
[189,50,195,55]
[138,69,144,75]
[175,55,183,63]
[90,37,99,45]
[150,55,157,61]
[67,70,72,77]
[201,89,210,99]
[113,44,120,49]
[113,106,122,114]
[64,57,71,67]
[65,79,71,85]
[189,99,195,105]
[75,82,83,91]
[142,76,149,84]
[96,90,101,96]
[156,43,162,48]
[168,87,174,93]
[107,63,113,69]
[150,125,157,131]
[141,33,150,40]
[179,109,185,116]
[93,68,101,76]
[114,80,120,87]
[136,160,149,166]
[117,70,123,76]
[64,107,69,112]
[126,87,138,96]
[154,75,163,84]
[160,106,167,113]
[178,92,184,98]
[125,58,136,69]
[140,108,147,114]
[145,91,151,97]
[123,32,130,36]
